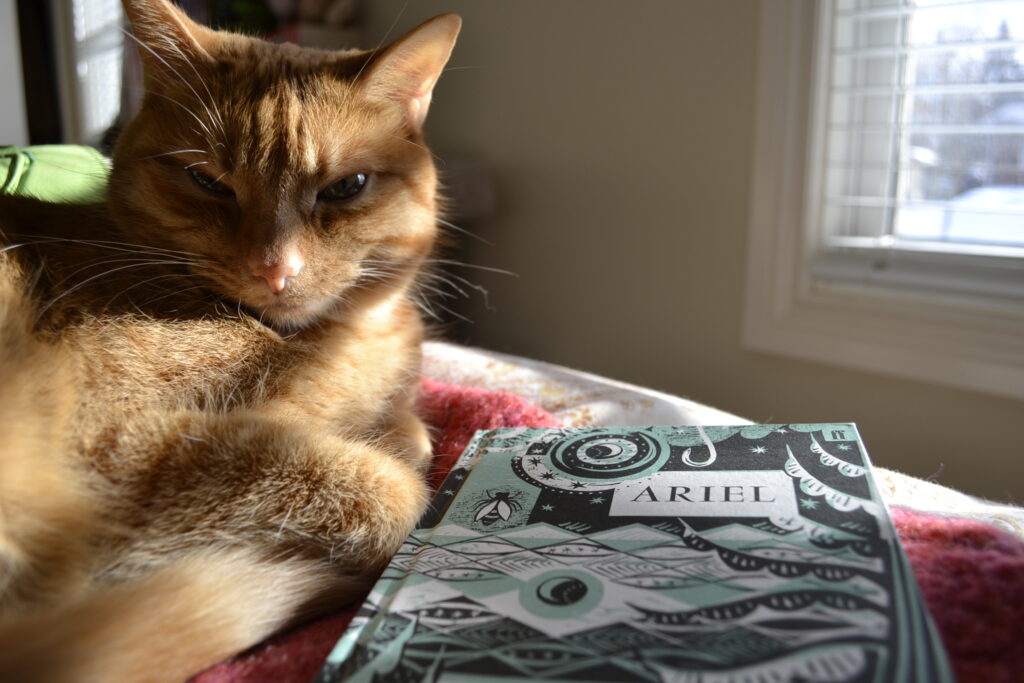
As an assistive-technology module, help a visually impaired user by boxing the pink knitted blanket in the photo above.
[193,380,1024,683]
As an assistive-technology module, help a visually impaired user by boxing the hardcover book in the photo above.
[318,425,953,682]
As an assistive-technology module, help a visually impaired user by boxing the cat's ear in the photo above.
[122,0,216,89]
[360,14,462,132]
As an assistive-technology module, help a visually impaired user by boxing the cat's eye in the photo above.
[318,173,369,202]
[188,169,235,197]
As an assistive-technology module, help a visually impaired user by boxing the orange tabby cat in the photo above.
[0,1,460,680]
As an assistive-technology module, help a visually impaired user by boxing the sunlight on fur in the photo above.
[0,1,460,680]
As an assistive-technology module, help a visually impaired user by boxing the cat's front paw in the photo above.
[383,411,433,473]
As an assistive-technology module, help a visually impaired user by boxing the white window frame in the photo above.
[743,0,1024,401]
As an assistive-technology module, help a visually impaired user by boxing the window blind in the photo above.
[820,0,1024,254]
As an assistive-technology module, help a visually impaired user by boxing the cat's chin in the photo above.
[251,297,338,331]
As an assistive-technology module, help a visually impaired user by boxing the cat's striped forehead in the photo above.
[198,44,386,180]
[127,10,457,190]
[231,75,337,177]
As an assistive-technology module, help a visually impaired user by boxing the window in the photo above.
[743,0,1024,400]
[51,0,125,145]
[825,1,1023,249]
[818,0,1024,303]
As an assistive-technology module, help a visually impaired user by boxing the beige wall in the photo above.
[367,0,1024,502]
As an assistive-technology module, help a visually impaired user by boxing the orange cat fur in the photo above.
[0,1,460,680]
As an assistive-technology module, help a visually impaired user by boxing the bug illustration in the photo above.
[473,490,523,525]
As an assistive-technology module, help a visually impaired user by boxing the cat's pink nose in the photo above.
[252,256,304,294]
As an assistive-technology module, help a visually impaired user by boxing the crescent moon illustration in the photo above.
[535,576,589,606]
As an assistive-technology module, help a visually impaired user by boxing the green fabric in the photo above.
[0,145,109,204]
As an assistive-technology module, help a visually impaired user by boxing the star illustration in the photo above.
[571,481,587,489]
[775,428,788,434]
[529,457,543,466]
[750,446,767,454]
[540,472,557,480]
[799,498,820,510]
[541,504,554,512]
[590,496,605,504]
[837,444,852,451]
[442,489,456,496]
[452,473,464,480]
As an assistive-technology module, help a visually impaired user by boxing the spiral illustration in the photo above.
[512,431,672,494]
[551,432,664,479]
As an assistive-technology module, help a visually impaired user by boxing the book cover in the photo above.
[318,425,953,682]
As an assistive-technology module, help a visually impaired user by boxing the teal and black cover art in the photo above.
[318,425,952,682]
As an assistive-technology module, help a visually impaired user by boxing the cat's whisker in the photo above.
[411,291,439,320]
[220,377,242,411]
[139,148,208,161]
[65,249,199,269]
[385,134,444,165]
[430,214,491,245]
[20,234,205,259]
[422,259,519,277]
[415,290,471,324]
[352,256,498,319]
[345,257,417,272]
[353,269,410,288]
[419,271,470,299]
[150,91,217,143]
[123,29,226,145]
[411,280,457,301]
[352,257,499,305]
[185,160,209,170]
[413,278,475,322]
[52,257,197,291]
[147,282,212,305]
[103,272,204,310]
[351,0,410,85]
[426,271,494,309]
[276,506,294,539]
[434,300,472,323]
[190,127,212,144]
[156,32,228,139]
[434,271,488,294]
[86,249,198,268]
[38,260,197,317]
[350,270,465,321]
